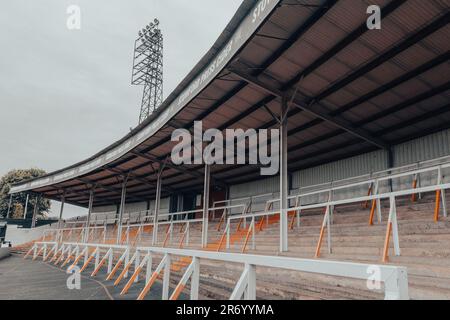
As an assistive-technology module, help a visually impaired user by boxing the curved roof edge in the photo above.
[10,0,282,194]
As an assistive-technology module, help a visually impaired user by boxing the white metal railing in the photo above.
[294,154,450,194]
[26,241,409,300]
[47,157,450,256]
[223,178,449,260]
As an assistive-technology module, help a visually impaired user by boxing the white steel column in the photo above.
[152,167,163,245]
[279,97,289,252]
[117,176,129,244]
[6,194,13,219]
[23,194,29,219]
[58,193,66,229]
[31,195,39,228]
[202,165,211,248]
[84,189,94,243]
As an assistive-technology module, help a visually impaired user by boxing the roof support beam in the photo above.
[131,151,227,188]
[229,67,389,149]
[76,178,147,203]
[104,166,176,193]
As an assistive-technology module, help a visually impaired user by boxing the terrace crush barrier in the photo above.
[25,241,409,300]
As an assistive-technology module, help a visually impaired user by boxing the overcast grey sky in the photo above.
[0,0,242,217]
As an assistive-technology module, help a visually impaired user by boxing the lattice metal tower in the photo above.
[132,19,163,124]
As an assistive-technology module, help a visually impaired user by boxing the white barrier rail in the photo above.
[26,241,409,300]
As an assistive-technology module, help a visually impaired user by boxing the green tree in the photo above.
[0,168,51,219]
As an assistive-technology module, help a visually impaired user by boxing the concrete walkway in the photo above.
[0,254,170,300]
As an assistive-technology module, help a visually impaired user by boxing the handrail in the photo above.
[266,161,450,209]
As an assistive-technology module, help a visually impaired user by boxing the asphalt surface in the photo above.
[0,254,178,300]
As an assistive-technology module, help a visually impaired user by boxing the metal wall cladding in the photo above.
[124,202,148,215]
[229,176,279,213]
[392,129,450,191]
[230,176,279,199]
[149,197,170,214]
[292,150,389,204]
[228,129,450,205]
[92,205,116,214]
[393,129,450,166]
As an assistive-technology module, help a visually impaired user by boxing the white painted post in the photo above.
[152,168,163,246]
[6,194,13,219]
[135,250,140,283]
[31,195,39,228]
[279,96,289,252]
[117,177,128,244]
[162,254,171,300]
[326,205,332,254]
[107,249,113,274]
[202,165,211,248]
[84,190,94,242]
[23,194,29,220]
[251,217,256,250]
[246,264,256,300]
[226,220,230,249]
[146,252,153,284]
[389,196,401,256]
[190,257,200,300]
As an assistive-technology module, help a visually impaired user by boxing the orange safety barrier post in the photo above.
[411,179,418,202]
[61,254,74,268]
[76,230,83,243]
[169,258,197,300]
[55,249,69,265]
[315,225,326,258]
[315,208,330,258]
[137,255,168,300]
[50,247,62,263]
[241,224,253,254]
[363,184,373,209]
[257,216,265,231]
[32,247,45,261]
[114,257,136,286]
[216,230,227,252]
[43,246,56,262]
[382,221,393,263]
[381,196,400,263]
[120,254,151,295]
[179,231,187,249]
[106,258,124,281]
[236,218,244,232]
[80,254,95,273]
[68,248,88,271]
[289,212,297,230]
[434,190,441,222]
[91,255,108,277]
[120,265,143,295]
[137,270,160,300]
[131,228,142,247]
[24,246,35,260]
[54,252,64,266]
[120,229,127,245]
[368,200,377,226]
[217,214,225,232]
[162,225,171,247]
[170,284,186,301]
